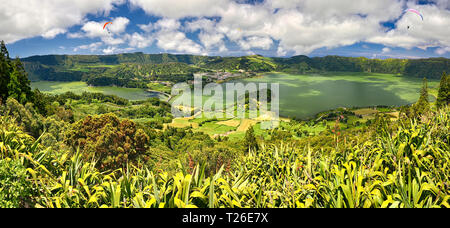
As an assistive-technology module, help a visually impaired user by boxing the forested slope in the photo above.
[22,53,450,83]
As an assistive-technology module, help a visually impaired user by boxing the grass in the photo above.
[237,119,258,132]
[147,83,172,94]
[353,108,379,116]
[216,119,241,128]
[194,122,237,136]
[167,118,199,129]
[166,116,260,139]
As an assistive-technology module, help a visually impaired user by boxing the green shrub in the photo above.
[0,159,35,208]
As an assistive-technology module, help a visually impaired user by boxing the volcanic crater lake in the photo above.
[32,72,438,119]
[232,72,438,119]
[31,81,162,101]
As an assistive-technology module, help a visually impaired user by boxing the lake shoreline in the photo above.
[230,71,438,119]
[31,71,437,120]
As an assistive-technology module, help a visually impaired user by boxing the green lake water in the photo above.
[32,73,438,119]
[31,81,160,101]
[231,72,438,119]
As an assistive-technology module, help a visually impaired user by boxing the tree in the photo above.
[244,127,258,152]
[0,41,35,106]
[0,40,11,103]
[7,58,33,104]
[436,72,449,109]
[412,78,430,117]
[65,114,150,170]
[1,98,44,138]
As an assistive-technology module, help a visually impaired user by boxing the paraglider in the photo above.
[404,9,423,30]
[405,9,424,21]
[103,22,112,34]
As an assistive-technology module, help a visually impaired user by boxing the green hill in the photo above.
[21,53,450,83]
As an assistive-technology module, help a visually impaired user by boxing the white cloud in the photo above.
[142,18,205,55]
[125,32,153,49]
[102,46,135,55]
[186,19,227,52]
[429,0,450,9]
[368,4,450,51]
[67,33,84,39]
[78,17,130,38]
[2,0,449,56]
[138,23,155,33]
[41,28,67,39]
[435,46,450,55]
[194,0,410,55]
[101,36,126,46]
[0,0,125,43]
[129,0,229,19]
[382,47,391,53]
[277,46,288,57]
[68,17,129,46]
[199,32,227,51]
[186,19,217,32]
[133,0,448,55]
[156,30,204,55]
[154,18,182,31]
[74,42,103,52]
[263,0,407,54]
[108,17,130,34]
[238,36,273,50]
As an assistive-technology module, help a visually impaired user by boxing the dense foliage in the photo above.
[65,114,150,171]
[436,72,450,109]
[22,52,450,85]
[0,105,448,208]
[0,40,449,208]
[0,41,34,105]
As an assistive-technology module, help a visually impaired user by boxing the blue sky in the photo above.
[2,0,449,58]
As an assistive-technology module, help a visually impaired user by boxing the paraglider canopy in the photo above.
[405,9,423,21]
[404,9,423,30]
[103,22,112,30]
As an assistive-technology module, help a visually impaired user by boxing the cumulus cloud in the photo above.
[368,3,450,51]
[42,28,68,39]
[155,29,204,55]
[137,18,205,54]
[73,42,103,52]
[76,17,130,38]
[435,46,450,55]
[125,32,153,49]
[67,17,130,47]
[156,31,203,54]
[129,0,229,18]
[428,0,450,9]
[130,0,450,55]
[186,19,228,52]
[0,0,124,43]
[102,46,135,54]
[2,0,450,56]
[238,36,273,50]
[256,0,406,54]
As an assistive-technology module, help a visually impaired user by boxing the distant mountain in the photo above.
[21,52,212,66]
[21,53,450,82]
